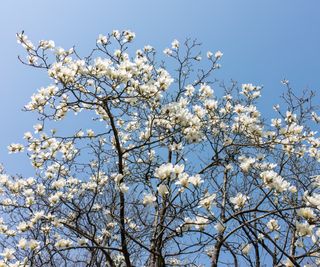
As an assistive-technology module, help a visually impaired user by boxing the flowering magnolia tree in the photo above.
[1,30,320,267]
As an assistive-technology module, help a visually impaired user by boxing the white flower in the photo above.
[271,118,282,128]
[304,192,320,208]
[0,174,9,185]
[194,216,209,231]
[167,258,181,265]
[176,173,189,187]
[119,183,129,193]
[188,174,203,187]
[267,219,280,231]
[230,193,249,209]
[51,179,66,190]
[143,194,156,205]
[97,34,108,45]
[157,184,169,196]
[17,238,28,250]
[241,84,261,99]
[284,258,294,267]
[1,248,15,261]
[199,193,216,209]
[271,175,290,193]
[296,222,314,237]
[112,30,120,39]
[48,192,63,205]
[29,240,40,250]
[5,230,15,237]
[169,142,183,151]
[207,51,213,58]
[39,40,55,49]
[239,156,255,172]
[204,100,218,111]
[184,85,195,96]
[144,45,153,52]
[123,30,135,42]
[17,222,29,232]
[155,163,174,180]
[241,243,252,256]
[297,208,316,220]
[23,131,33,140]
[163,48,173,55]
[7,143,24,154]
[33,123,43,133]
[260,170,290,193]
[55,239,73,249]
[32,211,45,223]
[75,131,84,138]
[87,129,95,138]
[288,185,297,193]
[199,84,213,98]
[214,50,223,59]
[28,55,37,64]
[171,39,180,49]
[173,164,184,175]
[78,238,88,246]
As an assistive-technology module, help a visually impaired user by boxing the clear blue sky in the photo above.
[1,0,320,172]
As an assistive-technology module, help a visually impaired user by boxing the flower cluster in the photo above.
[2,30,319,266]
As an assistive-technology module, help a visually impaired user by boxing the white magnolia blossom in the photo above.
[97,34,108,45]
[171,39,180,49]
[230,193,249,209]
[0,248,15,261]
[303,192,320,209]
[188,174,203,187]
[297,208,316,220]
[175,173,189,187]
[194,216,209,231]
[214,50,223,59]
[4,30,320,267]
[163,48,172,55]
[154,163,174,180]
[185,84,195,96]
[157,184,169,196]
[241,83,261,99]
[55,239,73,249]
[119,183,129,193]
[284,258,295,267]
[296,222,314,237]
[7,143,24,153]
[17,238,28,250]
[267,219,280,232]
[239,156,255,172]
[173,164,184,175]
[241,243,252,256]
[199,193,216,209]
[39,39,55,50]
[143,194,156,205]
[260,170,290,193]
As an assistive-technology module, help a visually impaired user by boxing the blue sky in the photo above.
[0,1,320,265]
[1,0,320,172]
